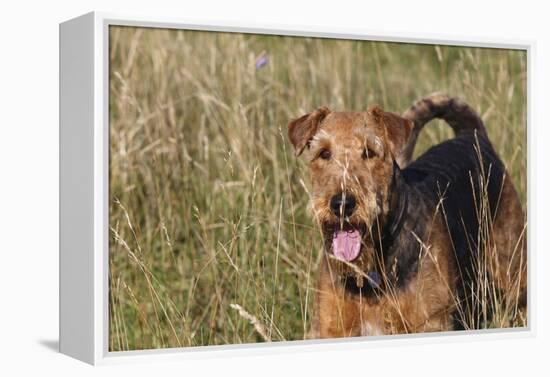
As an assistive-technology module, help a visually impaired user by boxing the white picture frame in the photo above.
[59,11,535,365]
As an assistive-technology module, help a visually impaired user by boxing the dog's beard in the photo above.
[311,192,384,287]
[321,221,377,288]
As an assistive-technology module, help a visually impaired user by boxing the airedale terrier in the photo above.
[288,93,526,338]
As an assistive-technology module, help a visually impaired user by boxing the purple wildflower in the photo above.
[255,53,268,70]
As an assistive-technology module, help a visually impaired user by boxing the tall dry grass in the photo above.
[108,26,527,351]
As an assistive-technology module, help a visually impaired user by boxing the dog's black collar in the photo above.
[384,190,408,241]
[381,163,409,243]
[341,163,409,295]
[341,271,382,296]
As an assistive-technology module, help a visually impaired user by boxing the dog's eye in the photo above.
[319,149,331,160]
[362,148,376,160]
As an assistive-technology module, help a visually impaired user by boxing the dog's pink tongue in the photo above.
[332,230,361,262]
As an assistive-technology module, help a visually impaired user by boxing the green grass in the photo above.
[108,26,527,351]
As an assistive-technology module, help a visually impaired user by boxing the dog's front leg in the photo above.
[316,259,362,338]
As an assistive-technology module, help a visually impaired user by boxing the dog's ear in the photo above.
[369,106,414,159]
[288,107,331,156]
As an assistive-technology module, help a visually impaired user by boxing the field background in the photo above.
[108,26,527,351]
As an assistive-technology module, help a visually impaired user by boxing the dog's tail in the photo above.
[397,92,488,167]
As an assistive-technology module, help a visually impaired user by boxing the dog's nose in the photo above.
[330,193,356,217]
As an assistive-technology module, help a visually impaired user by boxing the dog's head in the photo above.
[288,106,413,276]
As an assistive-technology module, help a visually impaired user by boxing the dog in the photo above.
[288,93,527,338]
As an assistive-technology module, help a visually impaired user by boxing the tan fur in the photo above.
[488,175,527,309]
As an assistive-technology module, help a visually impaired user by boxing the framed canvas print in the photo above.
[59,12,532,365]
